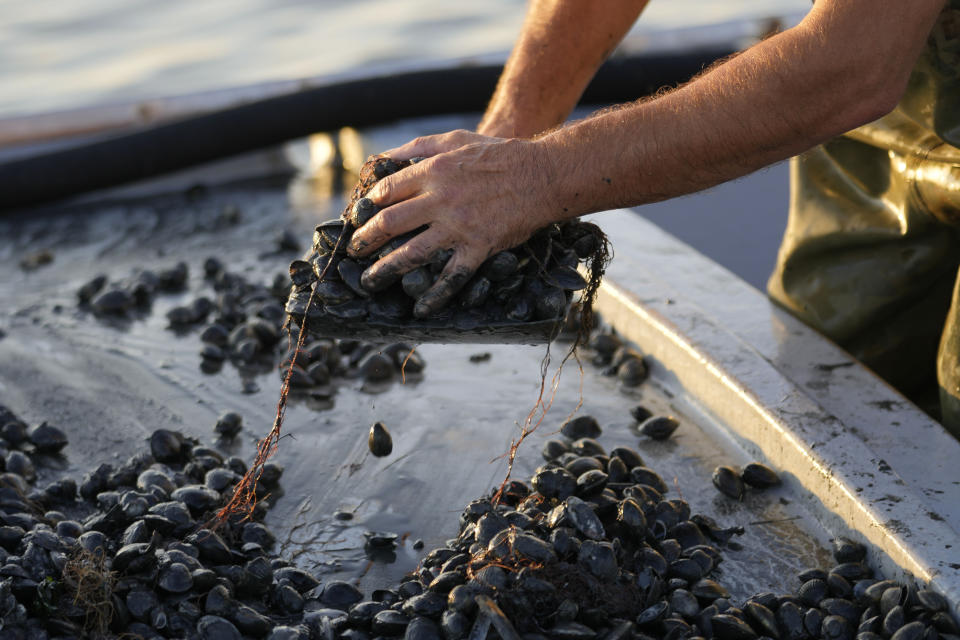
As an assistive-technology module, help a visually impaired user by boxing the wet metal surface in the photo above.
[590,209,960,616]
[2,177,834,602]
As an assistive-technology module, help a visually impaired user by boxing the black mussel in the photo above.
[799,578,830,606]
[92,289,134,314]
[565,456,602,476]
[368,288,414,321]
[741,462,781,489]
[326,299,368,320]
[833,537,867,564]
[289,260,316,288]
[546,265,587,291]
[315,281,356,306]
[158,562,193,593]
[535,286,566,320]
[149,429,185,463]
[692,578,730,601]
[806,606,825,636]
[891,622,927,640]
[373,158,400,179]
[360,353,395,382]
[884,605,906,636]
[631,466,669,493]
[372,609,410,635]
[197,615,242,640]
[822,615,854,640]
[828,571,853,598]
[671,588,701,619]
[321,581,364,610]
[565,496,606,540]
[505,295,534,322]
[351,197,378,227]
[575,469,607,496]
[532,468,576,500]
[200,323,228,347]
[316,219,348,252]
[578,539,617,580]
[917,589,948,613]
[460,277,491,308]
[401,268,432,299]
[482,252,519,282]
[542,439,569,461]
[618,355,648,386]
[561,415,602,439]
[571,437,605,457]
[607,456,629,482]
[712,613,759,640]
[639,415,679,440]
[0,419,27,445]
[368,422,393,457]
[214,412,242,439]
[26,422,68,453]
[6,451,35,481]
[337,258,369,298]
[157,262,188,291]
[609,446,644,469]
[493,273,524,303]
[77,274,107,303]
[171,485,221,514]
[637,601,670,627]
[712,466,744,500]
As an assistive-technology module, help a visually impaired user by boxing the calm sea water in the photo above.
[1,0,808,118]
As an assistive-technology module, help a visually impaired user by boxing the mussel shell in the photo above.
[460,276,491,308]
[481,252,519,282]
[631,466,669,493]
[546,265,588,291]
[493,273,525,304]
[325,299,368,320]
[289,260,316,288]
[639,416,679,440]
[401,268,432,299]
[535,286,567,320]
[505,295,534,322]
[712,613,759,640]
[337,259,370,298]
[561,415,602,439]
[315,281,356,306]
[741,462,781,489]
[712,466,744,500]
[316,219,349,252]
[368,422,393,457]
[351,198,378,227]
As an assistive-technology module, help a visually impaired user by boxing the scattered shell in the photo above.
[368,422,393,457]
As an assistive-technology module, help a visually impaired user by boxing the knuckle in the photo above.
[375,207,401,236]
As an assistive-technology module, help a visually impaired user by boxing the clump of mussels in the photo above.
[285,156,607,339]
[75,256,425,390]
[586,325,650,387]
[1,398,956,640]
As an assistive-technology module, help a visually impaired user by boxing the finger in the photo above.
[359,227,446,292]
[413,251,483,319]
[365,162,425,209]
[348,193,433,258]
[382,129,483,160]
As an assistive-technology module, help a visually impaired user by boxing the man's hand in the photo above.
[346,131,560,318]
[347,0,946,321]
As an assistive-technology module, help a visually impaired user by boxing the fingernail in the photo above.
[360,270,376,291]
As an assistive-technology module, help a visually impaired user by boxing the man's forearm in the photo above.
[478,0,649,138]
[537,1,945,218]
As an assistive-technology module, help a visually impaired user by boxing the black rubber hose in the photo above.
[0,47,732,211]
